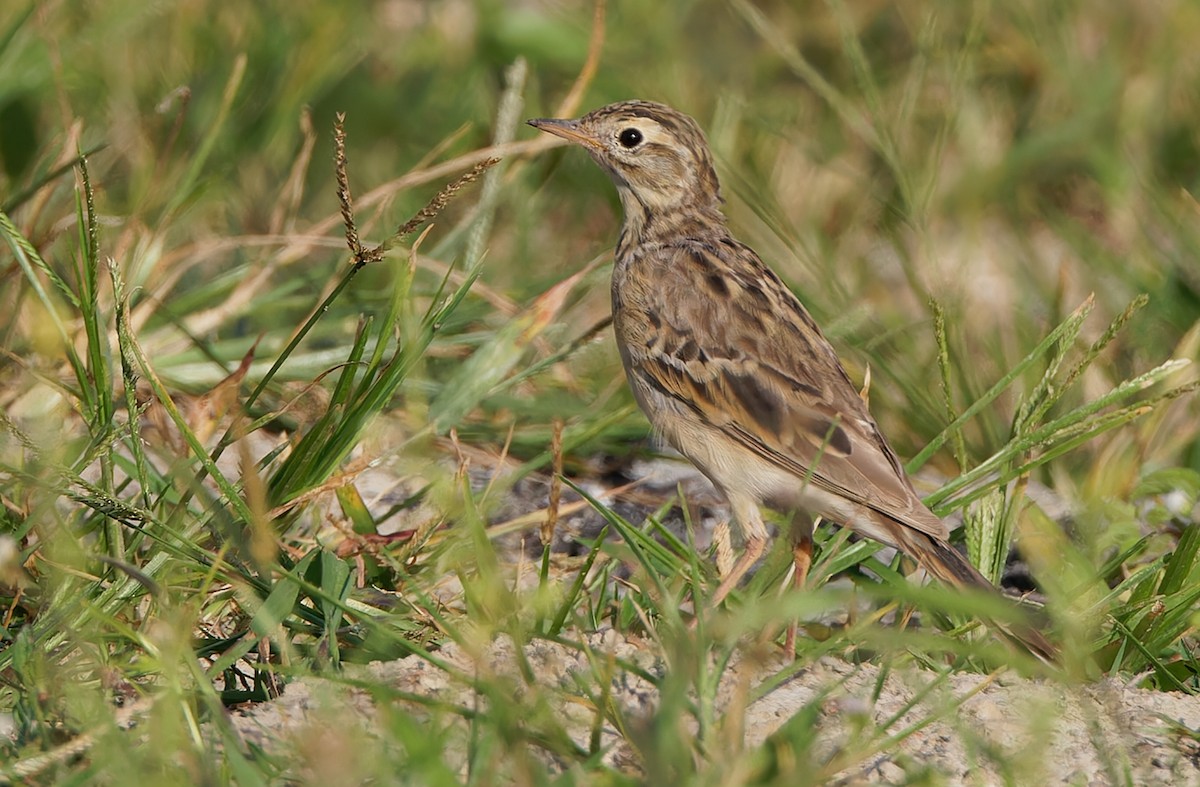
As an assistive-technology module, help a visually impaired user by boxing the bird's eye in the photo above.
[618,128,643,148]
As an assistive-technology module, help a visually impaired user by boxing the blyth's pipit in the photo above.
[529,100,1054,660]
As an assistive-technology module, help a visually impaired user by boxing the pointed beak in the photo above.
[526,117,602,150]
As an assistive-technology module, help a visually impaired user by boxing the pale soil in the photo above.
[229,632,1200,784]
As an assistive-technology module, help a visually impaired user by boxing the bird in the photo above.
[528,100,1054,660]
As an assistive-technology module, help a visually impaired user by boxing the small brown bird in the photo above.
[529,100,1053,660]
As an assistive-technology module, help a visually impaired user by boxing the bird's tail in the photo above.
[894,525,1058,663]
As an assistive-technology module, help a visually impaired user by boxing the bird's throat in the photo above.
[614,186,653,256]
[615,185,727,259]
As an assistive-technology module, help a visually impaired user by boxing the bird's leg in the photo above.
[708,496,769,608]
[712,519,734,579]
[784,514,815,659]
[709,534,766,608]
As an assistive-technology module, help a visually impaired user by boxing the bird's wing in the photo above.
[622,239,949,540]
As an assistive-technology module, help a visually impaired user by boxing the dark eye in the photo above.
[618,128,643,148]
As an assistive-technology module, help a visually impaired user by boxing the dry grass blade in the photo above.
[270,107,317,235]
[542,419,565,546]
[554,0,607,119]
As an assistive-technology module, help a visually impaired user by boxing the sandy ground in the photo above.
[229,632,1200,784]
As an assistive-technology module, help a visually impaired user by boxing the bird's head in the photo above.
[528,100,723,225]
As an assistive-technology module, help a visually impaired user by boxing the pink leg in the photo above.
[784,530,813,659]
[710,535,767,608]
[709,495,771,608]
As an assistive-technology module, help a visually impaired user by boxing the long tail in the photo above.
[895,527,1058,663]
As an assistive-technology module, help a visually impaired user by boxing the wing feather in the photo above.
[618,240,948,540]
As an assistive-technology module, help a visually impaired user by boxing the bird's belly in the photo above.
[626,371,864,524]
